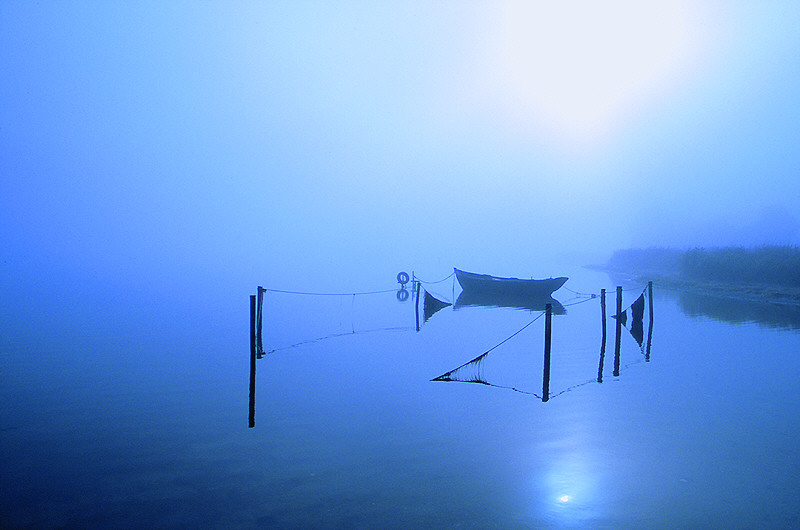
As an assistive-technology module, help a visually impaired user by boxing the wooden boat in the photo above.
[454,268,568,297]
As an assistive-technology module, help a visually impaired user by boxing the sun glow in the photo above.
[493,0,701,146]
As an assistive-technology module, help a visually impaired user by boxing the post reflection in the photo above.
[432,283,654,401]
[249,281,655,428]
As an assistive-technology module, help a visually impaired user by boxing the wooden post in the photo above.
[249,295,257,428]
[542,303,552,402]
[256,286,264,358]
[613,286,622,377]
[646,281,654,361]
[598,288,606,383]
[415,281,421,332]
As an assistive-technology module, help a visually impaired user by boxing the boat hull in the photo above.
[454,268,568,297]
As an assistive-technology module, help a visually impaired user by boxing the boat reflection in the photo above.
[454,290,567,314]
[419,288,566,326]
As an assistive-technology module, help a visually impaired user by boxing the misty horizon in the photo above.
[3,2,800,292]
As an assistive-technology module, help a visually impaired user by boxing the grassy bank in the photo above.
[603,246,800,305]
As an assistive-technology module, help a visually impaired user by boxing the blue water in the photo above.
[3,266,800,528]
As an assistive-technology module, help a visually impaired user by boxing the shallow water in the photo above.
[3,266,800,528]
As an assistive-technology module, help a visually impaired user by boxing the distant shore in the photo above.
[592,246,800,307]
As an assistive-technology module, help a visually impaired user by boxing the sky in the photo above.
[2,1,800,291]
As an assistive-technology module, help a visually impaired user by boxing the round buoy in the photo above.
[397,271,410,285]
[396,288,409,302]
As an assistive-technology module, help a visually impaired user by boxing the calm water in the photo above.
[3,266,800,528]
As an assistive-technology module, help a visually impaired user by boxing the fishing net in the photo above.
[257,286,414,354]
[431,286,654,399]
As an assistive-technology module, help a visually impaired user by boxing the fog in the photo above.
[6,4,800,526]
[3,1,800,293]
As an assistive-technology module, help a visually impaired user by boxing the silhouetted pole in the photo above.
[613,286,622,377]
[249,294,257,428]
[598,288,606,383]
[256,286,265,358]
[646,281,654,361]
[542,303,552,402]
[415,281,421,332]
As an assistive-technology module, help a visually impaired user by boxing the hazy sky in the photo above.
[3,1,800,289]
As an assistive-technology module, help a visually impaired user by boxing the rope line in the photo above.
[484,311,545,355]
[263,287,397,296]
[414,272,455,285]
[548,378,598,399]
[562,296,599,308]
[461,380,543,398]
[561,286,597,297]
[265,326,414,355]
[432,311,546,381]
[617,285,649,314]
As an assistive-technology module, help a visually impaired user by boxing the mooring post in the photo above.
[256,286,264,358]
[646,281,654,361]
[600,288,607,347]
[598,288,606,383]
[415,280,421,332]
[613,286,622,377]
[249,295,257,428]
[542,303,552,402]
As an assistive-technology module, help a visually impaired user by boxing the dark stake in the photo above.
[415,281,421,332]
[613,286,622,377]
[249,295,257,428]
[646,281,654,361]
[598,288,606,382]
[542,303,552,402]
[256,286,265,358]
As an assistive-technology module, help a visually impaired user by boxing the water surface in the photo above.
[3,266,800,528]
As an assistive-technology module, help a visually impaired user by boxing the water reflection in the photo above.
[671,289,800,330]
[247,285,414,427]
[537,450,602,527]
[419,284,566,320]
[454,290,566,313]
[248,281,654,427]
[605,271,800,331]
[422,290,452,322]
[432,286,654,401]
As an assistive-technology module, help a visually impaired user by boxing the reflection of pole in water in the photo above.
[646,281,654,361]
[542,303,552,402]
[249,295,257,428]
[614,286,622,377]
[598,288,606,383]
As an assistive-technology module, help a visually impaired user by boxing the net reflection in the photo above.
[248,281,654,428]
[432,285,654,402]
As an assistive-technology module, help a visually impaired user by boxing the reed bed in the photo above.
[607,246,800,288]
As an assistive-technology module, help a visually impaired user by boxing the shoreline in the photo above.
[590,266,800,308]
